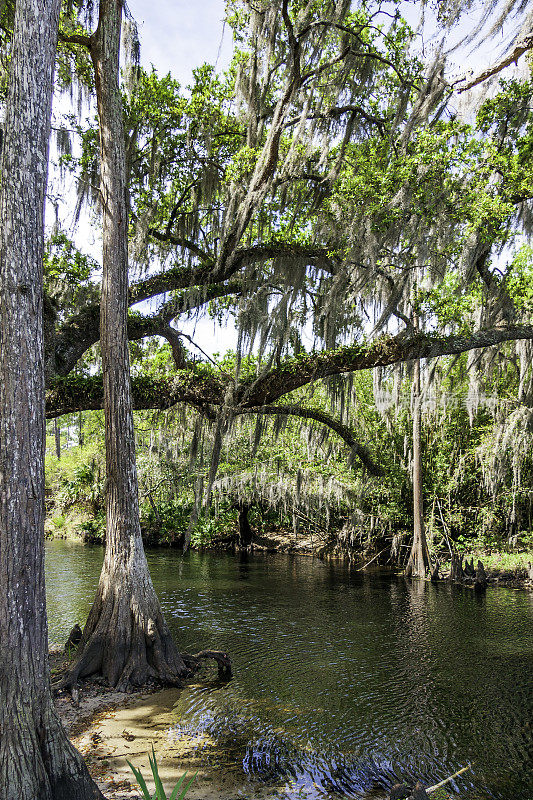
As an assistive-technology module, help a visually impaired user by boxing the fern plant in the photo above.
[127,746,197,800]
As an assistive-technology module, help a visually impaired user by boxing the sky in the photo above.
[126,0,232,84]
[124,1,504,86]
[125,1,238,355]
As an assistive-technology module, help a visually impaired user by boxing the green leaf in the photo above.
[126,759,153,800]
[150,745,168,800]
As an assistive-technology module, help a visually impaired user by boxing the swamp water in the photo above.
[45,542,533,800]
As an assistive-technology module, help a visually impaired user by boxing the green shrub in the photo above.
[79,513,106,543]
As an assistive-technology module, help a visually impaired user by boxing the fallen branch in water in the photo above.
[356,544,389,572]
[426,763,472,794]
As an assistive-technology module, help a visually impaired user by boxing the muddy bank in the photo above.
[44,518,533,592]
[203,530,533,589]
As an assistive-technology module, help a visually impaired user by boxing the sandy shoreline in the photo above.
[52,652,149,799]
[52,653,266,800]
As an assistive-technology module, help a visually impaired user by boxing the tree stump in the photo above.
[449,552,464,581]
[390,784,412,800]
[430,560,440,583]
[410,783,430,800]
[238,504,254,548]
[391,534,402,564]
[64,623,83,654]
[390,782,429,800]
[464,556,475,577]
[474,560,488,592]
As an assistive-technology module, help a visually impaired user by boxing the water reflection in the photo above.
[45,543,533,799]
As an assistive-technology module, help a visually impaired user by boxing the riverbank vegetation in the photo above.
[46,353,533,576]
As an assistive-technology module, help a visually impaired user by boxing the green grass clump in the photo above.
[476,550,532,571]
[127,747,196,800]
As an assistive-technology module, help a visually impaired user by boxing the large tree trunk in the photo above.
[405,357,430,578]
[0,2,103,798]
[64,0,223,691]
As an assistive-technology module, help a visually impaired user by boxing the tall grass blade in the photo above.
[150,745,168,800]
[171,771,197,800]
[126,759,156,800]
[128,748,196,800]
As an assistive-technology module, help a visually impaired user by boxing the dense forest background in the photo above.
[45,343,533,569]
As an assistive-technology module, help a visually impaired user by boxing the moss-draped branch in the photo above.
[47,323,533,417]
[50,242,339,376]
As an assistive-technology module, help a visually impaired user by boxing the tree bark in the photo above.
[0,1,102,798]
[238,504,254,547]
[405,356,430,578]
[54,417,61,459]
[63,0,193,690]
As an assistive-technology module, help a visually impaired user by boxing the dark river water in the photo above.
[45,542,533,800]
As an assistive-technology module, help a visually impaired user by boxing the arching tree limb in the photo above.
[455,35,533,93]
[52,280,243,376]
[238,404,382,475]
[46,324,533,418]
[51,241,338,375]
[237,324,533,406]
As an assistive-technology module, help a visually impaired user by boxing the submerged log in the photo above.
[390,763,472,799]
[427,763,472,794]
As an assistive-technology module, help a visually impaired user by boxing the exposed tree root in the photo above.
[182,649,233,679]
[56,579,231,694]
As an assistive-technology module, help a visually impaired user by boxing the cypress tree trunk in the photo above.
[55,417,61,459]
[64,0,190,690]
[0,1,102,798]
[405,356,430,578]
